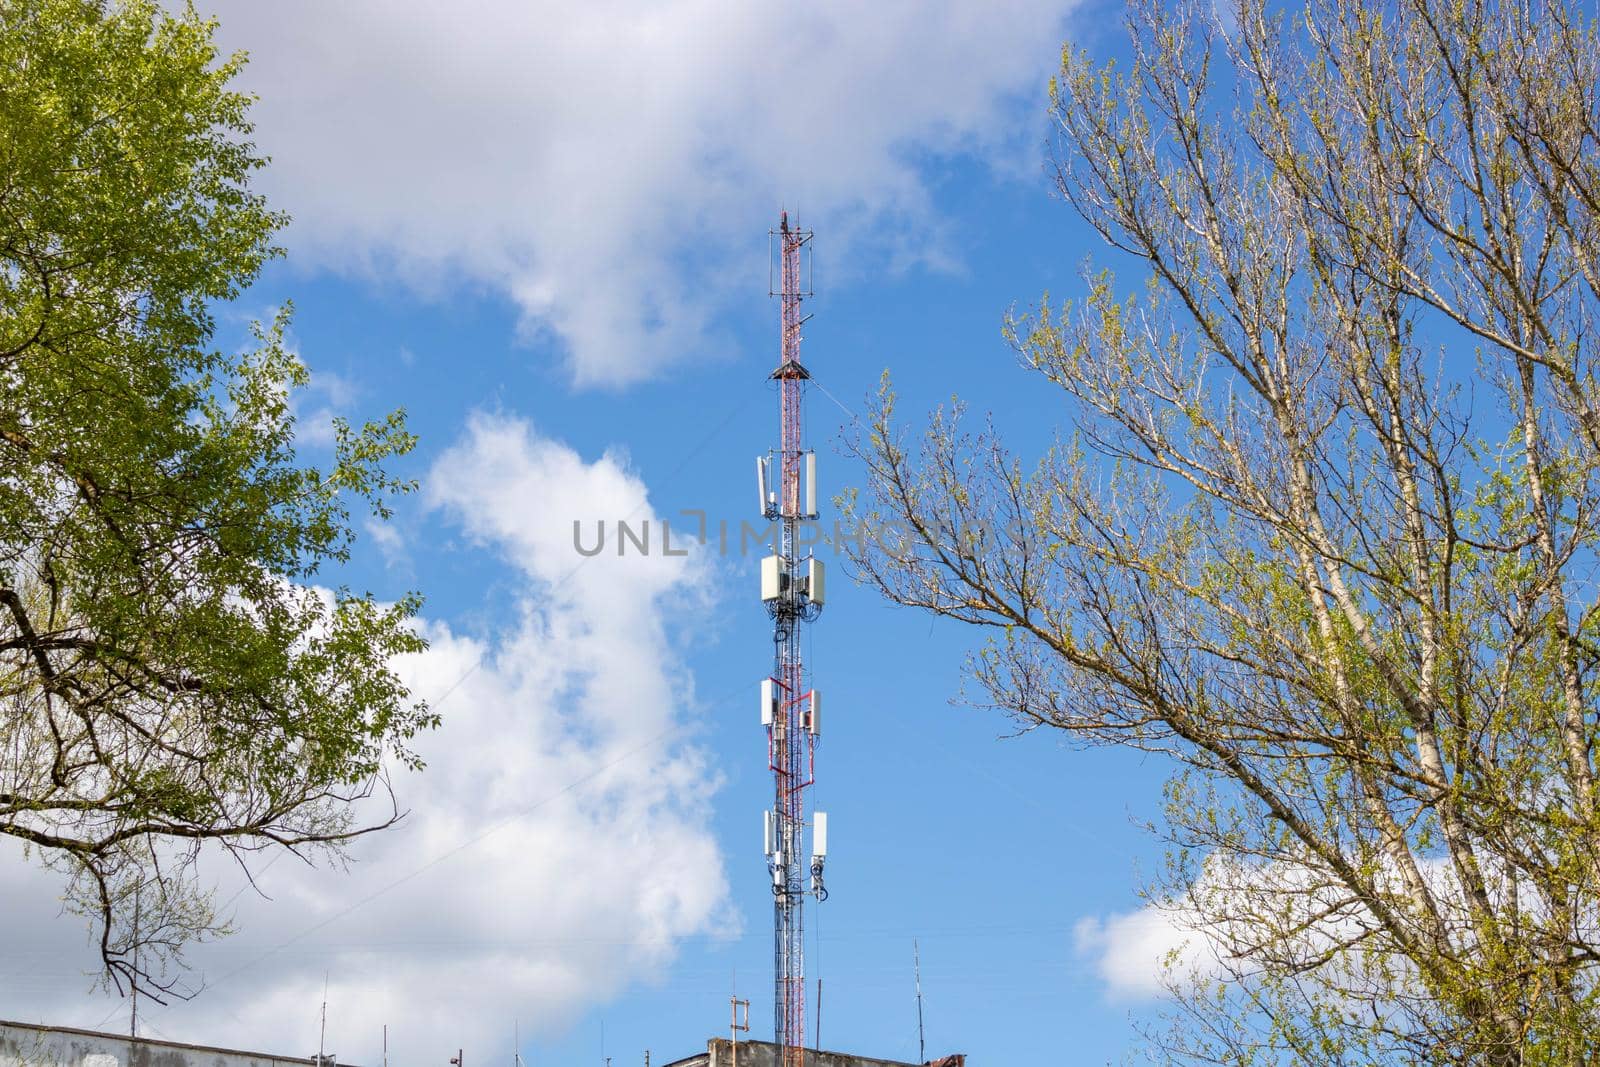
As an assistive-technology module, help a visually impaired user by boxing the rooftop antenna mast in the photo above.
[317,972,330,1067]
[915,941,925,1064]
[758,212,827,1067]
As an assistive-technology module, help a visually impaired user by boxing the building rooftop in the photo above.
[660,1038,963,1067]
[0,1018,359,1067]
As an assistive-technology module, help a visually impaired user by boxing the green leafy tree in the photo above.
[0,0,433,999]
[844,0,1600,1062]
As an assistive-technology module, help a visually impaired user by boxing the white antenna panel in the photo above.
[764,810,775,857]
[805,451,817,517]
[806,691,820,736]
[812,812,828,860]
[761,678,776,726]
[806,558,825,606]
[756,456,770,516]
[761,554,787,601]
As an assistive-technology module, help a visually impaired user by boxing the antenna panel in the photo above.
[805,451,817,517]
[761,678,776,726]
[761,554,787,601]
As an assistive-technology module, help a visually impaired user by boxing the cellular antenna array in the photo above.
[757,212,827,1067]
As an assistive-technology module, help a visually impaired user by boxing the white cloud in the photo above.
[1074,907,1206,1001]
[362,515,408,570]
[196,0,1080,385]
[1073,852,1480,1004]
[0,414,730,1061]
[259,318,356,449]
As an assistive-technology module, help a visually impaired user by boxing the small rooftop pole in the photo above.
[319,973,328,1067]
[814,979,822,1051]
[130,882,140,1039]
[914,940,925,1064]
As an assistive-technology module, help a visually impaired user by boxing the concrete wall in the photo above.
[0,1021,351,1067]
[701,1038,919,1067]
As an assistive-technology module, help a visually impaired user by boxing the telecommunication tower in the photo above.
[756,212,827,1067]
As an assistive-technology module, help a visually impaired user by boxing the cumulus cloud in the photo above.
[1072,857,1357,1004]
[1073,906,1205,1001]
[1074,853,1480,1003]
[195,0,1080,385]
[0,414,729,1061]
[290,367,360,449]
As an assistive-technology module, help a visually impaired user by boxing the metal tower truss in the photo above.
[756,212,827,1067]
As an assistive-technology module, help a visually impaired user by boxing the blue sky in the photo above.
[0,2,1201,1063]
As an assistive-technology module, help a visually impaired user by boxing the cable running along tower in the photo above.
[757,212,827,1067]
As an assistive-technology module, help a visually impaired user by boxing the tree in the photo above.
[842,0,1600,1062]
[0,0,433,1000]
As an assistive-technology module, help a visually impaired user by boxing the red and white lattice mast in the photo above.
[757,212,827,1067]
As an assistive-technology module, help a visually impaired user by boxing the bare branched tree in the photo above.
[843,1,1600,1061]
